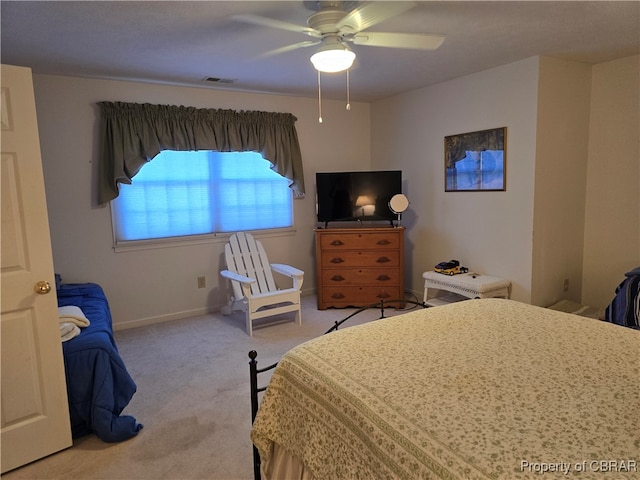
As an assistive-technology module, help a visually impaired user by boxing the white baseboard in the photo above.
[113,306,217,331]
[113,288,318,331]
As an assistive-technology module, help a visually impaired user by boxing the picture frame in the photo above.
[444,127,506,191]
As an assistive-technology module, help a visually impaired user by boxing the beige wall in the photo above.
[371,54,638,308]
[371,57,540,303]
[33,75,371,328]
[33,54,639,327]
[531,57,592,306]
[582,55,640,307]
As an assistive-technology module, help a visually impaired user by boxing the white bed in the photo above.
[251,299,639,479]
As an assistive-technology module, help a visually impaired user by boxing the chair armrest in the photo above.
[270,264,304,278]
[220,270,256,285]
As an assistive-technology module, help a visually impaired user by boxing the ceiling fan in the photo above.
[233,1,445,73]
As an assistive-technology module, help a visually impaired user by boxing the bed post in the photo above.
[249,350,281,480]
[249,350,261,480]
[379,299,386,318]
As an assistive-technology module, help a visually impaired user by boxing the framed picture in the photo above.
[444,127,506,191]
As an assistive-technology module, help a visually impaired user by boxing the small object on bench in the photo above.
[434,259,469,276]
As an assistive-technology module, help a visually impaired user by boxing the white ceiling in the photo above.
[1,1,639,102]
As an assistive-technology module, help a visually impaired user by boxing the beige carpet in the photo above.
[4,295,415,480]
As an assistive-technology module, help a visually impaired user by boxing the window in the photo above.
[112,151,293,243]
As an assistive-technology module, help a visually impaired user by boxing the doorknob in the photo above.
[35,280,52,294]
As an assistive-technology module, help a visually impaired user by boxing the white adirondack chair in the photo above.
[220,232,304,336]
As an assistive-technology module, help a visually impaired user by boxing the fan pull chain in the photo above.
[346,69,351,111]
[317,70,323,124]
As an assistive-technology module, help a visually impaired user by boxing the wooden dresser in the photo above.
[315,227,404,309]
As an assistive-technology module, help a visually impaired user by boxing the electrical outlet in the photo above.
[563,278,569,292]
[197,276,206,288]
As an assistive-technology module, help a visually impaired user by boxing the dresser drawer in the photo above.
[321,268,401,286]
[319,232,400,251]
[321,286,401,307]
[320,250,400,268]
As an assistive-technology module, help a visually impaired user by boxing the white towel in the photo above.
[59,322,75,337]
[58,305,90,327]
[60,322,80,342]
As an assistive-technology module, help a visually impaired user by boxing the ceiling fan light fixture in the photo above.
[310,38,356,73]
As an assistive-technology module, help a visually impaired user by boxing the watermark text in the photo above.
[520,460,637,475]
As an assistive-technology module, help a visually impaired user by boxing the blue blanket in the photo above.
[58,282,142,442]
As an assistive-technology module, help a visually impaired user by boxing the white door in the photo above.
[1,64,72,473]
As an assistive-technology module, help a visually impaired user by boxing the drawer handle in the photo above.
[331,292,346,299]
[377,274,391,281]
[330,257,345,264]
[330,240,345,246]
[377,292,391,299]
[330,275,345,282]
[376,239,391,245]
[376,256,391,263]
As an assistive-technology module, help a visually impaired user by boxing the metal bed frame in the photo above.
[248,298,428,480]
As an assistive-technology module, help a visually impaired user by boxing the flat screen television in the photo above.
[316,170,402,226]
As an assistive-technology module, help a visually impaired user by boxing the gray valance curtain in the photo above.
[97,101,305,204]
[445,128,505,168]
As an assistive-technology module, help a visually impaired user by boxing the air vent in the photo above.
[202,77,236,84]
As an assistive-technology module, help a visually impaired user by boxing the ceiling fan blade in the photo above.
[232,14,320,38]
[336,1,416,32]
[260,40,322,58]
[352,32,445,50]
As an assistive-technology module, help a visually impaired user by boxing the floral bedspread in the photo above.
[251,299,639,479]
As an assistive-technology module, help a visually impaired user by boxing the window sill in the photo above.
[113,228,297,253]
